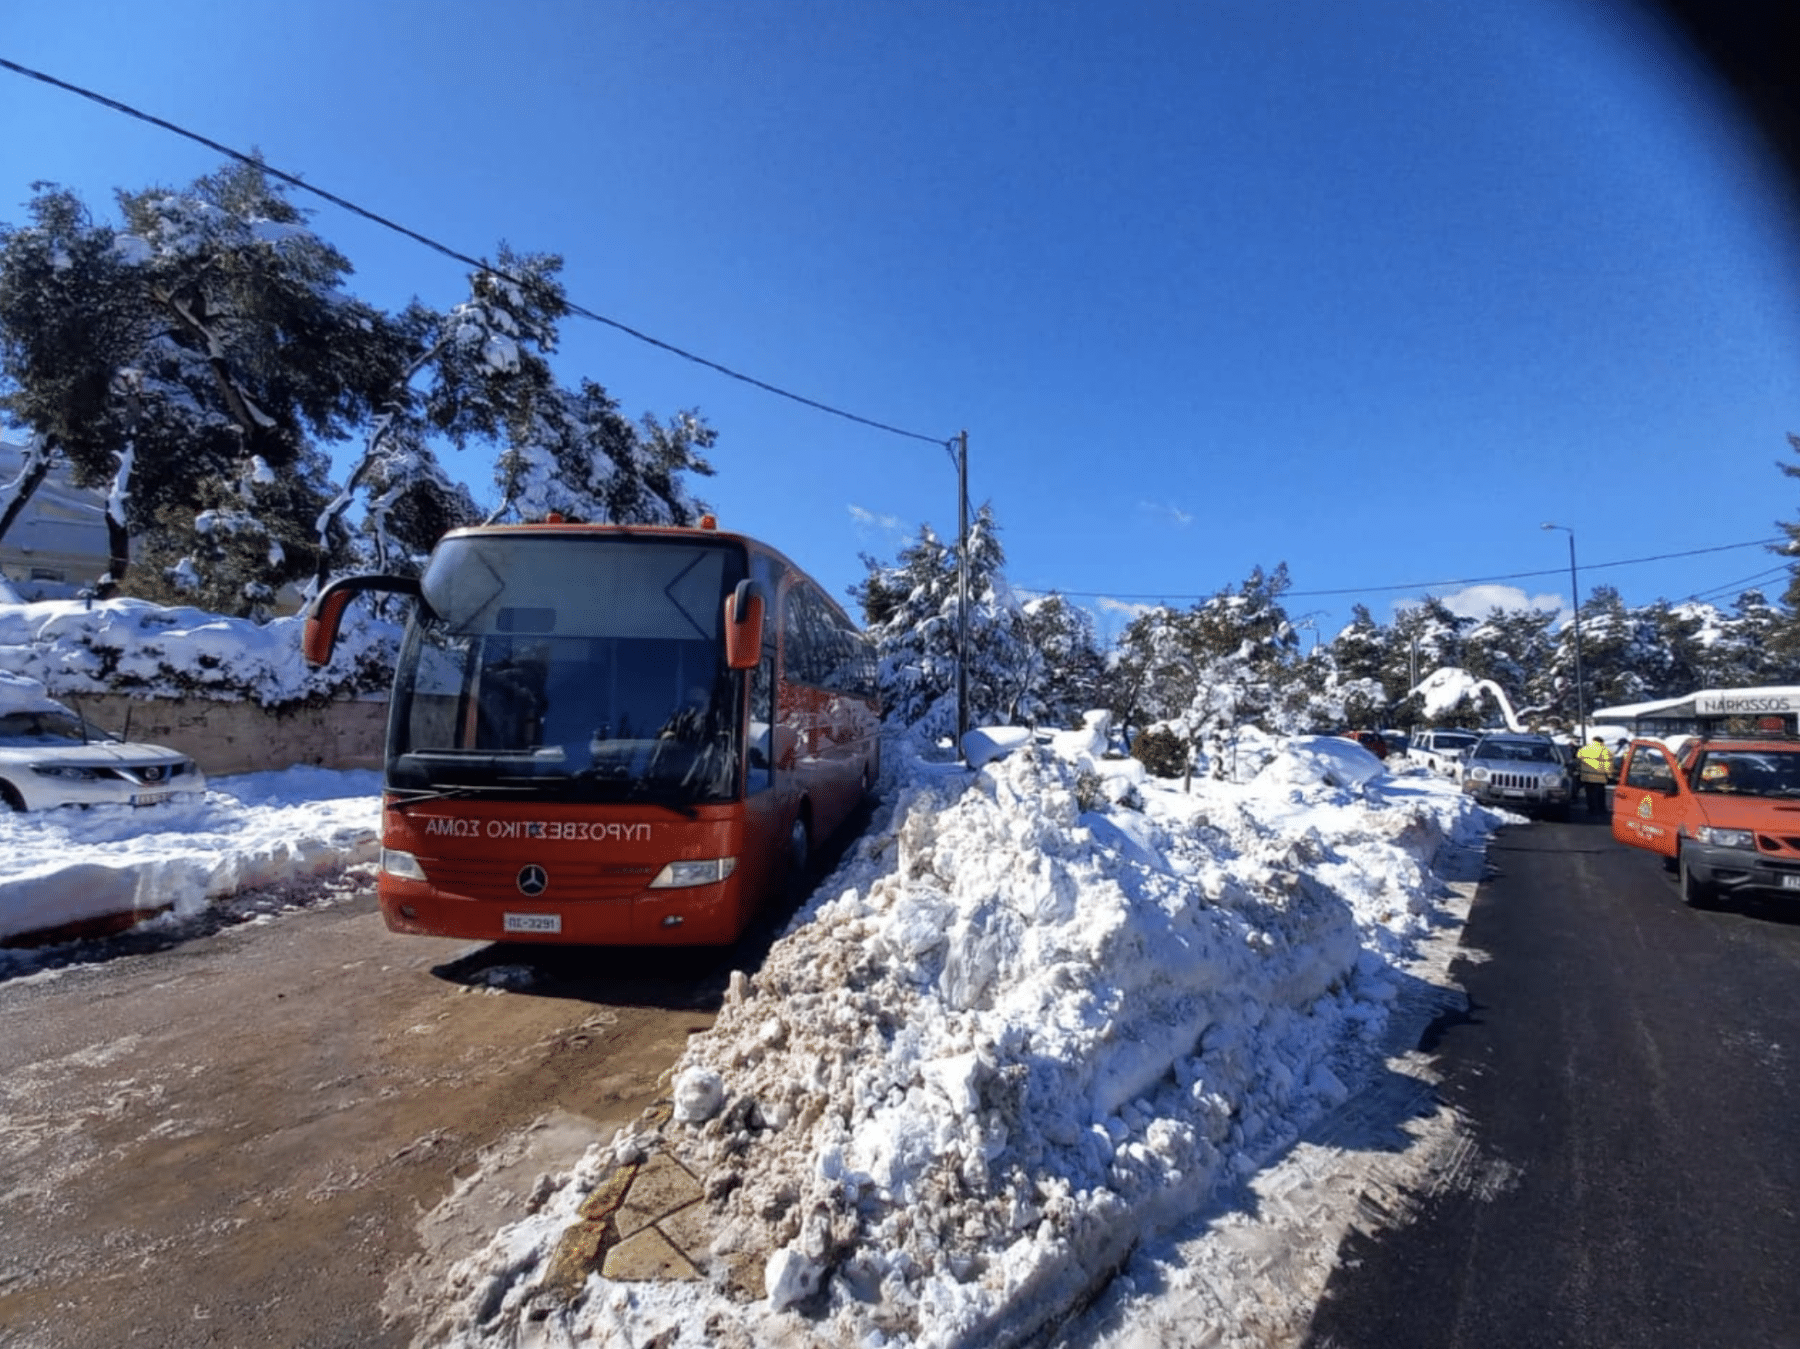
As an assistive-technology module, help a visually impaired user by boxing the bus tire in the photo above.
[785,810,811,899]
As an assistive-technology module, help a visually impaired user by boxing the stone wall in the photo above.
[71,694,389,777]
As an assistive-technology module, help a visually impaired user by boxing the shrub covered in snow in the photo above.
[0,594,397,706]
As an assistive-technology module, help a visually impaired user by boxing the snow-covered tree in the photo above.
[852,504,1051,740]
[490,380,716,531]
[0,187,148,582]
[0,165,402,613]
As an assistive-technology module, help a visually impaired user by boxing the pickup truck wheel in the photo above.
[1678,847,1717,910]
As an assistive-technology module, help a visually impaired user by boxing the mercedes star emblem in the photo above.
[516,864,549,897]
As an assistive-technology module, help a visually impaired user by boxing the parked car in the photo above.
[1340,729,1389,759]
[0,683,204,811]
[1409,728,1481,779]
[1611,733,1800,908]
[1459,732,1573,820]
[1378,729,1411,758]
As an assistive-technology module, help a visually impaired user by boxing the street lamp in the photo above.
[1542,523,1585,738]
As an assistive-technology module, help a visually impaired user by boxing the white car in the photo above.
[0,685,204,811]
[1409,728,1481,780]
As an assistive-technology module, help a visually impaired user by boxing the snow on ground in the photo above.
[0,720,1505,1347]
[0,765,381,947]
[411,730,1504,1349]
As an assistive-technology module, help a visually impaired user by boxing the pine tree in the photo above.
[851,504,1045,740]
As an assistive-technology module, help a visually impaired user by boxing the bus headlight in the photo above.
[382,848,428,880]
[649,857,738,888]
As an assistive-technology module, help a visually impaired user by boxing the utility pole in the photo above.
[1542,523,1585,738]
[956,430,970,756]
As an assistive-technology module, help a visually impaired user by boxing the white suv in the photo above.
[0,676,205,811]
[1410,728,1481,780]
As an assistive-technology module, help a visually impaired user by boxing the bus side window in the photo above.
[747,554,783,795]
[782,582,814,685]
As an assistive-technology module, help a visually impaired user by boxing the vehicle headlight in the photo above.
[382,848,428,880]
[649,857,738,888]
[31,764,100,780]
[1694,826,1755,849]
[1468,767,1490,782]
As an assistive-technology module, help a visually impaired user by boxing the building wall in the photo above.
[70,694,389,777]
[0,441,112,599]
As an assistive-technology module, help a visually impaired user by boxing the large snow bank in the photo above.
[0,767,381,943]
[0,595,398,704]
[419,731,1499,1349]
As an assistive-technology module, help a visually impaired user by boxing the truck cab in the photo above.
[1612,734,1800,908]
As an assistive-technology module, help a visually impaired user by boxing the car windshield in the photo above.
[1690,748,1800,797]
[1434,733,1478,751]
[0,708,118,747]
[1473,739,1559,764]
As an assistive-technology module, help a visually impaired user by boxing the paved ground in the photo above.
[0,871,725,1349]
[1303,811,1800,1348]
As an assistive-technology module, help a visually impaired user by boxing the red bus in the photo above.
[302,519,880,944]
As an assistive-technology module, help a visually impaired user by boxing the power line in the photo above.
[1042,537,1789,603]
[1679,564,1791,606]
[0,55,948,448]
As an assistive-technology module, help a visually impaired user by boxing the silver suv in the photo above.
[1459,733,1572,820]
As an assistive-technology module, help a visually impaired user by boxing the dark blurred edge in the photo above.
[1630,0,1800,208]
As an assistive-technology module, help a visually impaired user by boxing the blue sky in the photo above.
[5,0,1800,645]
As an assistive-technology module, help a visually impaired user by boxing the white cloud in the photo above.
[1136,501,1193,528]
[848,504,904,532]
[1395,584,1567,621]
[1096,596,1157,619]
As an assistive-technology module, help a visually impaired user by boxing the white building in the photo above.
[0,440,111,599]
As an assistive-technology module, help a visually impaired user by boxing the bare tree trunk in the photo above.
[0,432,56,547]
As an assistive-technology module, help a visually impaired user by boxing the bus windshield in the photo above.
[387,534,747,805]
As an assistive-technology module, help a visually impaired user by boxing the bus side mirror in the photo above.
[724,580,765,671]
[302,573,423,667]
[303,589,356,665]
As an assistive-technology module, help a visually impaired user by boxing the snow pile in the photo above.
[0,667,64,715]
[0,766,381,943]
[425,732,1499,1349]
[0,594,398,705]
[1410,667,1523,731]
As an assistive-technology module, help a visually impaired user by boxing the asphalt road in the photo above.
[1303,809,1800,1349]
[0,871,762,1349]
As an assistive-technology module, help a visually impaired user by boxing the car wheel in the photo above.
[0,779,23,812]
[1678,847,1716,910]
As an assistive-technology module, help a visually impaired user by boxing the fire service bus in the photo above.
[303,518,881,945]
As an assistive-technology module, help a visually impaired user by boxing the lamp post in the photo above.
[1542,523,1585,738]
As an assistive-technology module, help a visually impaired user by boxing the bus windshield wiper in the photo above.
[387,783,538,810]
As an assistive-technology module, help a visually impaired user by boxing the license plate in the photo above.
[503,912,561,934]
[1781,875,1800,891]
[132,791,175,807]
